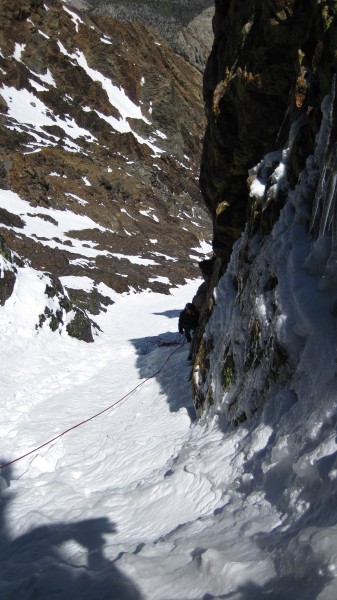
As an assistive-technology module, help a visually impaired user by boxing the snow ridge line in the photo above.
[0,337,186,471]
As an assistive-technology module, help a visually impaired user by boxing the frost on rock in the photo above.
[193,77,337,425]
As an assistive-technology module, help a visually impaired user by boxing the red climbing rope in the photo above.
[0,337,186,471]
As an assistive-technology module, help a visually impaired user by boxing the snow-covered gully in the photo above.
[1,267,337,599]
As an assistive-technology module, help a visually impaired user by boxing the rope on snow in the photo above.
[0,336,187,471]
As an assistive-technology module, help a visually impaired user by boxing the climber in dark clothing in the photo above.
[178,303,199,343]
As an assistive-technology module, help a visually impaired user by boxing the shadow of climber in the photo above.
[0,464,143,600]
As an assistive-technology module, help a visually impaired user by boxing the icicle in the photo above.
[310,75,337,246]
[319,157,337,238]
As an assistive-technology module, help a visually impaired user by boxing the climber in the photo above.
[178,303,199,343]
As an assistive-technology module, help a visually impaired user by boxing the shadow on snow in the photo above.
[130,330,197,422]
[152,309,181,319]
[0,464,143,600]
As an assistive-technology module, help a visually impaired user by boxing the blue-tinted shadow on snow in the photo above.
[152,309,181,319]
[130,331,197,422]
[0,465,143,600]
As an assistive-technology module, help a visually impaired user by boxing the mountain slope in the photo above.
[0,0,211,329]
[68,0,215,71]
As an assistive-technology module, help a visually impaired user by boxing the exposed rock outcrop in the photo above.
[0,234,94,340]
[0,236,17,305]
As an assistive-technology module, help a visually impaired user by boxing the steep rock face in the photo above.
[200,0,337,262]
[193,0,337,416]
[0,0,212,316]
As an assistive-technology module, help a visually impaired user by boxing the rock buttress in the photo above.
[200,0,337,263]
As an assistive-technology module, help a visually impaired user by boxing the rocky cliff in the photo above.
[193,0,337,417]
[0,0,212,339]
[201,0,337,263]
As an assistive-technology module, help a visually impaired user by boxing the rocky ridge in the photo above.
[69,0,215,71]
[0,0,212,339]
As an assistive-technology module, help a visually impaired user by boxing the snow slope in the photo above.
[1,260,337,599]
[0,277,218,599]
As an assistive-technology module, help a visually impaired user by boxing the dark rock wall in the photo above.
[200,0,337,263]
